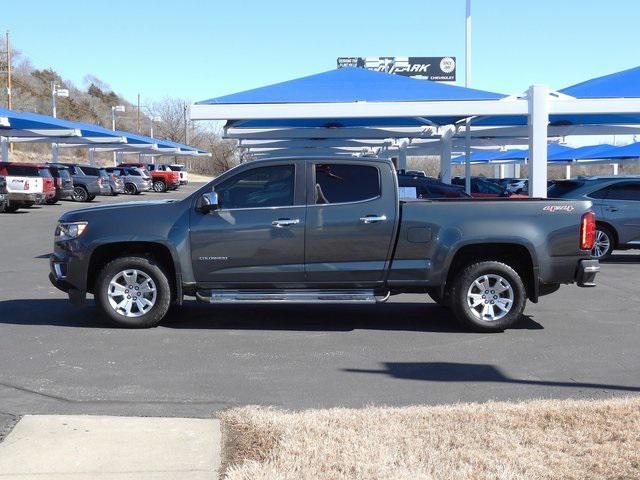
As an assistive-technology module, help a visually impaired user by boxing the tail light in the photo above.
[24,180,29,190]
[56,178,62,187]
[580,211,596,250]
[97,178,103,187]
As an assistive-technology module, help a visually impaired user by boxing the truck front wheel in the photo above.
[95,256,172,328]
[153,180,167,193]
[450,261,526,332]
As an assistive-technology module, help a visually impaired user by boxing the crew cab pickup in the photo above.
[50,157,599,332]
[0,162,45,212]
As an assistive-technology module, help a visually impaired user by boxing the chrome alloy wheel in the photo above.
[591,230,611,259]
[107,269,157,317]
[467,274,514,322]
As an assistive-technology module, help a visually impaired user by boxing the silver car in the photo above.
[106,166,153,195]
[548,176,640,259]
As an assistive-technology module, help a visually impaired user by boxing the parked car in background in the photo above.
[451,177,527,198]
[105,166,152,195]
[169,164,188,185]
[0,176,7,212]
[125,163,180,192]
[548,176,640,259]
[51,164,103,202]
[398,173,471,199]
[490,178,528,194]
[97,167,125,196]
[0,162,46,211]
[47,165,74,202]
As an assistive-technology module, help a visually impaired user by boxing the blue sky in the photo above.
[4,0,640,106]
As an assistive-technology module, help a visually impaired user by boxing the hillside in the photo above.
[0,38,238,175]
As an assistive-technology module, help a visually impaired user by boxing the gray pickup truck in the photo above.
[49,157,599,332]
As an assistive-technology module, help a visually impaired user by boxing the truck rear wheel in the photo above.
[153,180,167,193]
[72,186,89,202]
[450,261,526,332]
[95,256,171,328]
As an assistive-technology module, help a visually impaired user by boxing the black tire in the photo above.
[72,186,89,202]
[124,183,138,195]
[95,256,172,328]
[110,187,118,197]
[450,261,527,333]
[592,225,615,260]
[2,203,19,213]
[46,198,58,205]
[427,288,450,308]
[24,201,35,208]
[153,180,167,193]
[87,194,96,201]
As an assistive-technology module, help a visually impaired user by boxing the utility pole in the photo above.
[184,104,189,144]
[5,31,13,153]
[137,93,141,133]
[6,31,11,110]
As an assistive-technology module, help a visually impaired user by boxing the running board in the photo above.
[196,289,380,304]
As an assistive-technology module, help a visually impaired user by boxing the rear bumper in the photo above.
[7,192,45,204]
[576,259,599,287]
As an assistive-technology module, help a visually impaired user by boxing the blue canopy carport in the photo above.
[192,66,640,197]
[0,107,208,164]
[191,67,514,185]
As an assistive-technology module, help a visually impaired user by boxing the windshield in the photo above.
[548,180,585,198]
[6,165,38,176]
[168,165,184,171]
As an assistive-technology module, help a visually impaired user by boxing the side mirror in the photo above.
[198,191,220,214]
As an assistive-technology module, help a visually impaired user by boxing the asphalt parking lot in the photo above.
[1,184,639,431]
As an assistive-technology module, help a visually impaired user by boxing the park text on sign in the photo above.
[337,57,456,81]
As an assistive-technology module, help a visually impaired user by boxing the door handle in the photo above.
[359,215,387,224]
[272,218,300,227]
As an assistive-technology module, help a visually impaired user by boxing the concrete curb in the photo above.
[0,415,220,479]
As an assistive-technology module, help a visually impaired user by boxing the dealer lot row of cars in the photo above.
[0,162,188,213]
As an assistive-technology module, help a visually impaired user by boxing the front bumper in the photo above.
[576,259,599,287]
[49,250,86,306]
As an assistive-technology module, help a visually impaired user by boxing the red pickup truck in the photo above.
[124,163,180,192]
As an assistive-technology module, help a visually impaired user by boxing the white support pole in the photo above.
[440,126,454,184]
[88,148,96,166]
[398,147,407,172]
[527,85,549,198]
[612,163,619,175]
[514,163,521,178]
[493,164,500,178]
[51,143,59,163]
[499,164,506,179]
[464,121,471,193]
[1,137,8,162]
[565,164,571,180]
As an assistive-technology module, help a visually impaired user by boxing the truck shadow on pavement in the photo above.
[602,254,640,264]
[343,362,640,392]
[0,299,543,333]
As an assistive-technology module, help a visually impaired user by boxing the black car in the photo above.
[398,173,470,199]
[47,165,74,202]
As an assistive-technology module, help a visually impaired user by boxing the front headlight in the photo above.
[55,221,88,241]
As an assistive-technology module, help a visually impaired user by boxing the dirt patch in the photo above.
[219,397,640,480]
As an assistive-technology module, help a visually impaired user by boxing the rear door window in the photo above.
[603,182,640,201]
[314,164,380,204]
[7,165,38,176]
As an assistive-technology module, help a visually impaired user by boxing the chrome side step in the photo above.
[196,289,379,304]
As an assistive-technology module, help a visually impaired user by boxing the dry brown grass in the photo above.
[219,397,640,480]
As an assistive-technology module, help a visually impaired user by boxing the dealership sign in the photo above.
[337,56,456,81]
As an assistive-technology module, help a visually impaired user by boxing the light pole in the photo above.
[51,83,69,163]
[149,115,161,138]
[464,0,472,194]
[51,82,69,119]
[111,105,125,165]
